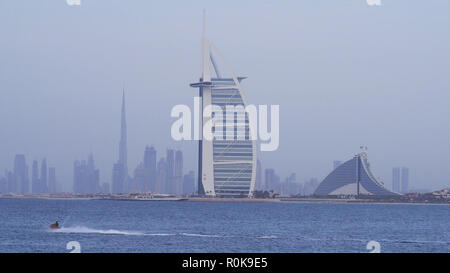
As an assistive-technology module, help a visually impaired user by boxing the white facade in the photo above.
[191,12,256,197]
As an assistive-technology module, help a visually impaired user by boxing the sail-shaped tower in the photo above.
[190,11,257,197]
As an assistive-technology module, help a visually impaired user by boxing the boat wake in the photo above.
[258,235,278,239]
[49,226,277,239]
[50,226,145,236]
[180,233,227,238]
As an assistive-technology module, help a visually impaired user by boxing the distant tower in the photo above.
[143,146,157,193]
[183,171,196,195]
[14,154,29,194]
[166,149,175,194]
[156,158,168,194]
[119,90,128,177]
[392,167,400,193]
[112,162,125,194]
[255,160,262,191]
[40,158,48,193]
[264,168,280,193]
[48,167,56,194]
[6,171,15,194]
[174,150,183,194]
[87,153,100,193]
[74,155,100,194]
[31,160,40,194]
[112,90,129,194]
[401,167,409,194]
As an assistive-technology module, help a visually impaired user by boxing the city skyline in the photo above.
[1,1,450,192]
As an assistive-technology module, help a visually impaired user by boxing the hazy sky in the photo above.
[1,0,449,192]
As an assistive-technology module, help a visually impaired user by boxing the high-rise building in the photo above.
[132,163,145,193]
[6,171,14,193]
[73,160,85,194]
[166,149,175,194]
[303,178,319,196]
[112,162,126,194]
[0,176,7,194]
[40,158,48,193]
[265,168,280,193]
[74,154,100,194]
[283,173,299,196]
[101,183,110,194]
[254,160,262,191]
[88,154,100,193]
[48,167,56,194]
[112,90,129,194]
[119,90,128,178]
[31,160,40,194]
[190,12,256,197]
[156,158,168,194]
[143,146,157,193]
[401,167,409,194]
[14,154,29,194]
[174,150,183,195]
[392,167,401,193]
[183,171,196,195]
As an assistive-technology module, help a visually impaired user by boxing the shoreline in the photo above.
[0,195,449,205]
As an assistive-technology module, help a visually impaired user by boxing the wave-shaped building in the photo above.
[314,152,399,196]
[190,12,257,197]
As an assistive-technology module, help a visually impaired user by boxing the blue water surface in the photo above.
[0,198,448,253]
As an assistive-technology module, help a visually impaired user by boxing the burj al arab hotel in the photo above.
[190,12,257,198]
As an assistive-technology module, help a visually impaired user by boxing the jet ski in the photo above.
[49,221,60,229]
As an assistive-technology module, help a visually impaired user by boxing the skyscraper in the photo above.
[254,160,262,191]
[40,158,48,193]
[401,167,409,194]
[143,146,157,193]
[190,12,257,197]
[74,155,100,194]
[31,160,40,194]
[304,178,319,196]
[283,173,298,196]
[7,171,14,194]
[101,183,110,194]
[132,163,145,193]
[87,154,100,193]
[156,158,168,194]
[392,167,401,193]
[183,171,196,195]
[119,90,128,176]
[48,167,56,194]
[174,150,183,195]
[265,168,280,193]
[14,154,29,194]
[166,149,175,194]
[112,90,129,194]
[112,162,126,194]
[0,176,7,194]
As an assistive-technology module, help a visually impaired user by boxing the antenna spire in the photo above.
[202,9,206,40]
[202,9,211,82]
